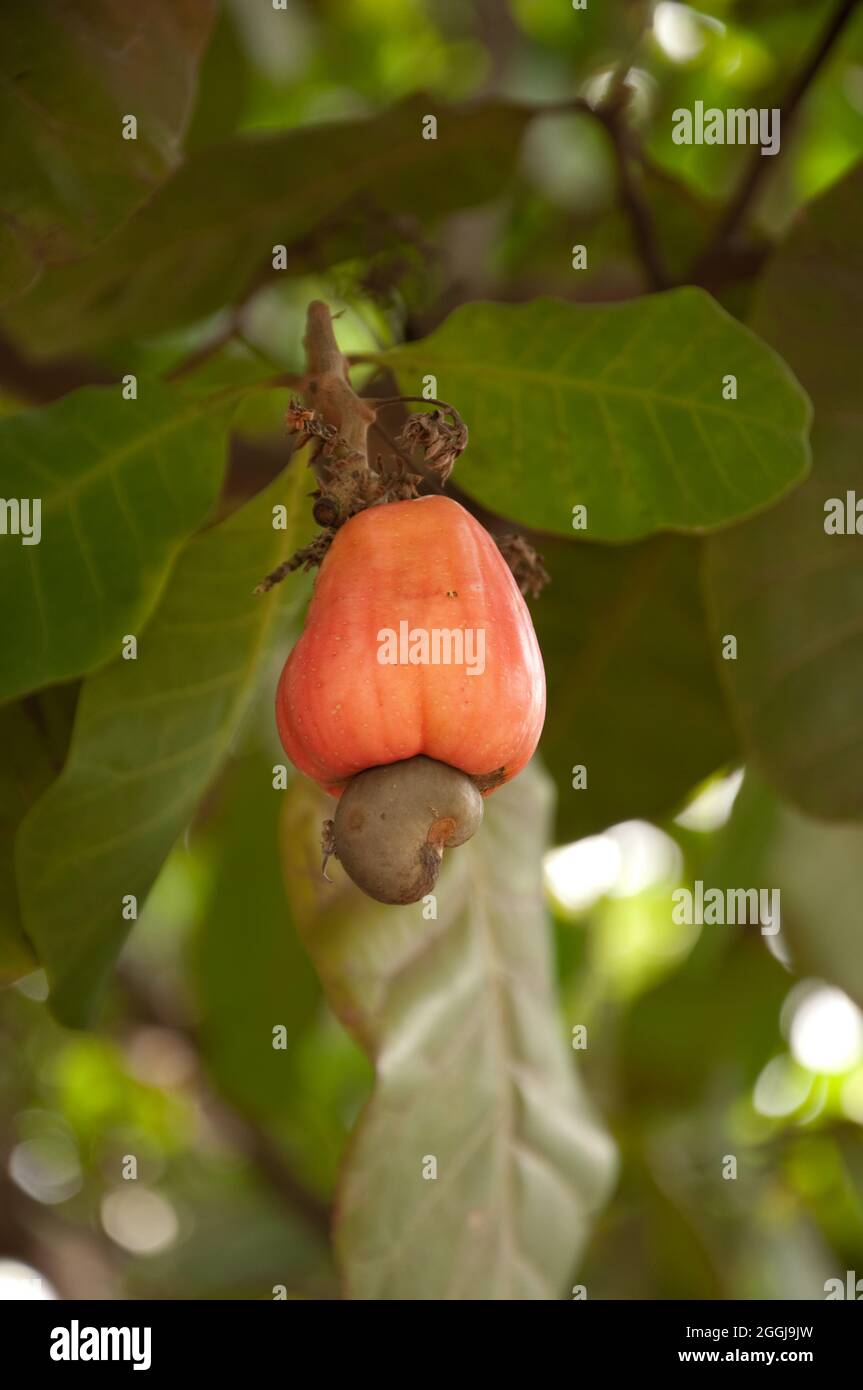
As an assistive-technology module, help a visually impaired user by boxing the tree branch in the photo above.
[117,964,331,1242]
[552,93,670,291]
[597,101,670,290]
[695,0,860,280]
[0,331,118,404]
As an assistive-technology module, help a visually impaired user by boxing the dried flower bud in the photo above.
[396,409,468,486]
[496,534,550,599]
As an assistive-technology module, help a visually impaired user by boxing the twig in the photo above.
[117,964,331,1241]
[0,330,118,403]
[255,306,465,592]
[546,93,670,290]
[164,309,246,382]
[695,0,860,277]
[583,12,670,290]
[598,100,670,290]
[254,533,334,594]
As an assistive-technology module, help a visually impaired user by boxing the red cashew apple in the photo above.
[276,494,546,902]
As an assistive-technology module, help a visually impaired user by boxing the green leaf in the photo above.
[621,923,788,1113]
[16,462,312,1026]
[371,289,812,540]
[192,753,321,1123]
[283,763,617,1300]
[3,99,530,354]
[0,686,78,981]
[722,771,863,1012]
[767,809,863,1013]
[184,5,249,155]
[0,383,232,702]
[0,0,214,302]
[705,165,863,819]
[536,534,737,842]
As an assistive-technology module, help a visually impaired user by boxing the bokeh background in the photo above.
[2,0,863,1301]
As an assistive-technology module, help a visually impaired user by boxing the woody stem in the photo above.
[302,301,376,479]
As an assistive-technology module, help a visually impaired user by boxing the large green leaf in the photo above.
[3,100,530,354]
[0,687,78,981]
[16,462,312,1025]
[282,763,617,1300]
[767,810,863,1013]
[717,771,863,1013]
[193,753,321,1124]
[705,166,863,819]
[370,290,812,540]
[620,922,789,1114]
[0,0,214,303]
[536,534,737,842]
[0,383,232,702]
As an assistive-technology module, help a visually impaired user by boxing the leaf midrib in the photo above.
[373,353,804,429]
[351,837,561,1299]
[12,396,222,519]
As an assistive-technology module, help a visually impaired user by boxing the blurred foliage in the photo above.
[1,0,862,1302]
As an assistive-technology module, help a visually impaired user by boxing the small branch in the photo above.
[599,101,670,290]
[118,964,331,1240]
[164,309,246,382]
[695,0,860,278]
[0,330,118,403]
[371,394,462,414]
[576,9,670,290]
[256,306,472,592]
[548,92,670,290]
[254,532,334,594]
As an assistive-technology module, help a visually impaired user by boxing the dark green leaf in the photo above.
[536,533,737,841]
[193,753,321,1123]
[3,99,530,354]
[0,0,214,302]
[705,165,863,818]
[16,461,312,1025]
[621,926,788,1113]
[715,770,863,1012]
[283,763,617,1300]
[184,6,249,154]
[709,768,863,1011]
[767,808,863,1012]
[0,686,77,981]
[0,383,232,702]
[372,289,812,539]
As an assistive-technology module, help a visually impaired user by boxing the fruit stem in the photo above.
[302,301,375,465]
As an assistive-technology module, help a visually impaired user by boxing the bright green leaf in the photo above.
[0,383,232,702]
[0,0,215,302]
[3,99,530,354]
[705,165,863,819]
[283,763,617,1300]
[371,289,812,540]
[16,461,313,1026]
